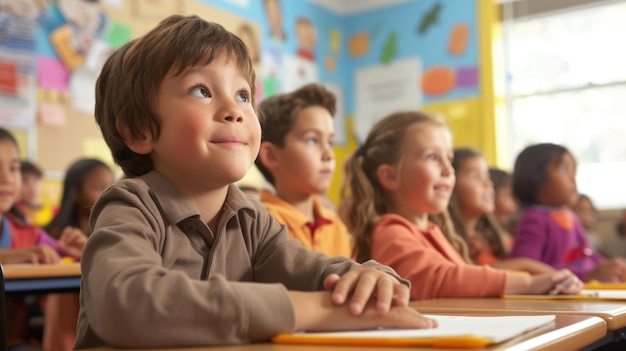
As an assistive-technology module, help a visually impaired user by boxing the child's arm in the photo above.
[0,245,61,264]
[508,213,549,262]
[78,182,422,348]
[488,257,555,275]
[505,268,583,295]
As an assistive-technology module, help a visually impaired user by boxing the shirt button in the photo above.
[184,222,196,232]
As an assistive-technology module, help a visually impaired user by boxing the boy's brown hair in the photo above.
[95,15,257,177]
[21,160,43,178]
[255,83,336,184]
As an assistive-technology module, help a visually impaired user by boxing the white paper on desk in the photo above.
[302,315,555,343]
[583,289,626,299]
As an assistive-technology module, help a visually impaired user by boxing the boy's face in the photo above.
[270,106,335,196]
[21,173,42,205]
[0,140,21,215]
[148,54,260,194]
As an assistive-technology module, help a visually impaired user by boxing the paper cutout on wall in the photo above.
[325,56,336,72]
[0,60,18,97]
[281,54,318,93]
[0,1,38,52]
[349,32,369,58]
[0,50,37,129]
[38,100,66,126]
[355,57,422,142]
[51,0,109,71]
[106,21,132,49]
[448,23,469,56]
[69,68,98,114]
[456,66,478,88]
[329,29,341,54]
[295,16,316,61]
[417,2,442,35]
[380,32,397,64]
[37,56,69,92]
[422,65,456,96]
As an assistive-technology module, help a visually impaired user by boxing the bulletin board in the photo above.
[32,0,261,175]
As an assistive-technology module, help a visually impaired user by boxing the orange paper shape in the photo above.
[422,66,456,96]
[448,23,470,56]
[349,32,369,58]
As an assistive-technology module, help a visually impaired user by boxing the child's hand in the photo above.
[323,268,410,315]
[57,226,87,259]
[587,258,626,283]
[22,245,61,264]
[532,269,583,295]
[289,291,436,332]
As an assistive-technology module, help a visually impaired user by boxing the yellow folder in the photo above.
[272,315,555,349]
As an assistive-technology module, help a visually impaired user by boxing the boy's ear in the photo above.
[258,141,279,170]
[377,164,400,191]
[115,119,153,155]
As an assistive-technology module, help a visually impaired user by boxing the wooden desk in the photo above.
[1,263,81,351]
[3,263,81,294]
[410,298,626,331]
[83,315,605,351]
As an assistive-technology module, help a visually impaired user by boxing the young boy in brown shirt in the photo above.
[74,14,435,349]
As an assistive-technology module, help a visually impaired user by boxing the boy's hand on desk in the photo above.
[323,268,410,316]
[289,291,437,332]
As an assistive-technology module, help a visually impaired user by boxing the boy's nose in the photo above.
[218,99,244,123]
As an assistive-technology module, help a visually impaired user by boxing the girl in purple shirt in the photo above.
[509,143,626,282]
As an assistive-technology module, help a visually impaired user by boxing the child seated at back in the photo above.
[255,83,352,258]
[509,143,626,282]
[74,15,435,349]
[571,193,602,252]
[0,128,83,350]
[489,167,519,235]
[43,158,115,351]
[16,160,55,227]
[340,111,582,300]
[448,147,553,274]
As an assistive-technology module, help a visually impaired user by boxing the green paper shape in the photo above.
[380,32,397,64]
[417,2,442,35]
[107,21,132,49]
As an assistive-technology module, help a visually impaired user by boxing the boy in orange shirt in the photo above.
[255,84,352,258]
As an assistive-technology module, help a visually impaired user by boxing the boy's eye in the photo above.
[189,86,210,98]
[236,91,250,102]
[306,137,318,145]
[426,154,437,161]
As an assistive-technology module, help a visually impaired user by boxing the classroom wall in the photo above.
[0,0,493,206]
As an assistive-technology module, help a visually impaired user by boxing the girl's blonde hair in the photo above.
[340,111,471,263]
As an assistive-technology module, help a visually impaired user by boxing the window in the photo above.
[502,1,626,209]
